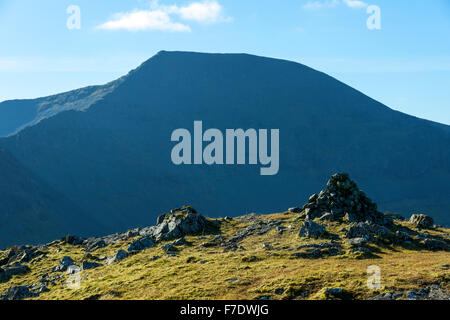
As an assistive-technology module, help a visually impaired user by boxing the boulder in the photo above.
[347,237,367,247]
[66,265,81,274]
[81,261,103,270]
[161,243,178,254]
[345,222,372,239]
[2,286,36,301]
[423,239,448,251]
[410,214,434,229]
[299,219,326,239]
[140,207,218,242]
[106,249,128,265]
[127,236,155,253]
[53,256,74,272]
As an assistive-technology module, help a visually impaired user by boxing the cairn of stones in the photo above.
[302,173,385,225]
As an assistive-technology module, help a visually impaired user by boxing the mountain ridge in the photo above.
[0,51,449,247]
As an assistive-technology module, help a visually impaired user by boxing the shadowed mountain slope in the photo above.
[0,147,103,248]
[1,51,449,241]
[0,78,124,137]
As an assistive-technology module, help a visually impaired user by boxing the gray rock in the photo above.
[81,261,103,270]
[299,220,326,239]
[66,265,81,274]
[318,212,334,221]
[347,237,367,247]
[323,288,353,300]
[2,286,36,300]
[423,239,448,251]
[172,237,190,246]
[161,243,178,254]
[410,214,434,229]
[288,207,301,213]
[345,222,372,239]
[53,256,74,272]
[127,236,155,253]
[140,207,217,242]
[106,249,128,265]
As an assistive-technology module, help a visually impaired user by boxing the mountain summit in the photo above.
[0,51,449,245]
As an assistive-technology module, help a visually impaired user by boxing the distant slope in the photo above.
[0,78,125,137]
[1,51,449,234]
[0,147,103,248]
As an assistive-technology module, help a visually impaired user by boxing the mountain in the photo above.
[0,78,124,137]
[1,51,449,240]
[0,147,104,249]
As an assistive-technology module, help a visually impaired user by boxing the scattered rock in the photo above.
[63,235,84,245]
[323,287,353,300]
[345,222,372,239]
[127,236,155,253]
[67,265,81,274]
[262,243,271,249]
[53,256,74,272]
[423,239,448,251]
[172,237,190,246]
[410,214,434,229]
[347,237,367,247]
[81,261,103,270]
[106,250,128,265]
[299,219,326,239]
[227,220,277,243]
[161,243,178,254]
[1,286,37,301]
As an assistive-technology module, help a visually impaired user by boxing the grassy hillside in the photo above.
[1,210,448,300]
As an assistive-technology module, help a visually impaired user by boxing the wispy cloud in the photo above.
[97,1,230,32]
[302,0,339,10]
[98,10,191,32]
[302,0,368,10]
[342,0,368,9]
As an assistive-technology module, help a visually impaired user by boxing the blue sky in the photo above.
[1,0,449,124]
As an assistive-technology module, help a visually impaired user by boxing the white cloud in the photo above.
[302,0,367,10]
[97,10,190,32]
[97,1,230,32]
[342,0,368,9]
[173,1,228,24]
[302,0,339,10]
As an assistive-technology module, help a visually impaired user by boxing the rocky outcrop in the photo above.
[52,256,74,272]
[410,214,434,229]
[0,263,30,283]
[299,219,326,239]
[301,173,386,225]
[106,249,128,265]
[139,207,219,242]
[127,236,155,253]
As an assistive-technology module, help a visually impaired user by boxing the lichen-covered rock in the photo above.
[1,286,37,301]
[140,207,218,242]
[345,222,372,239]
[127,236,155,253]
[81,261,103,270]
[347,237,367,247]
[410,214,434,229]
[299,219,326,239]
[301,173,386,225]
[52,256,74,272]
[423,239,448,251]
[106,249,128,265]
